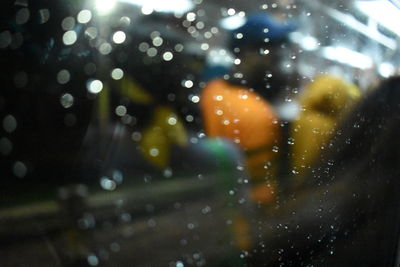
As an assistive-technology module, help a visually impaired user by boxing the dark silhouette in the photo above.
[248,76,400,266]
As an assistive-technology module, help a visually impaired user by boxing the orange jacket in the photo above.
[200,79,281,204]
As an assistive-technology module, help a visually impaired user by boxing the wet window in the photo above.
[1,0,400,266]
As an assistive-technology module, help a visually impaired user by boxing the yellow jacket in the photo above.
[291,75,360,181]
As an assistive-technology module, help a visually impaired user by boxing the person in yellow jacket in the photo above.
[291,74,361,186]
[97,76,188,170]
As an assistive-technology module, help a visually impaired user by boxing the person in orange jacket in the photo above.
[200,13,296,251]
[201,13,295,205]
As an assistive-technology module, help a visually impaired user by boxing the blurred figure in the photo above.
[249,76,400,266]
[200,12,295,251]
[291,74,360,186]
[201,13,295,206]
[94,13,206,172]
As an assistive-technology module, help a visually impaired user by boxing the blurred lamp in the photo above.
[322,46,373,69]
[121,0,194,13]
[356,0,400,36]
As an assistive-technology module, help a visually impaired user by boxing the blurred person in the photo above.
[248,76,400,266]
[94,13,207,172]
[201,12,296,205]
[200,12,296,250]
[290,74,361,187]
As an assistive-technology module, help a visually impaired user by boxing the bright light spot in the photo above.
[321,46,373,69]
[60,93,74,108]
[77,10,92,24]
[191,95,200,103]
[379,62,395,78]
[141,6,154,15]
[167,117,177,125]
[120,0,194,14]
[96,0,117,15]
[152,36,163,47]
[186,12,196,21]
[88,79,103,94]
[162,51,173,61]
[227,8,236,16]
[176,261,184,267]
[220,14,246,30]
[113,31,126,44]
[150,148,159,157]
[215,95,223,101]
[115,105,127,116]
[200,43,209,50]
[183,80,193,88]
[356,0,400,36]
[63,31,77,45]
[100,176,117,191]
[234,58,241,65]
[111,68,124,80]
[235,33,243,39]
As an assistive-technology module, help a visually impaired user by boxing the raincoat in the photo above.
[291,74,361,183]
[201,79,281,204]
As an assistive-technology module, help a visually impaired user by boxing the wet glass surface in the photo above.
[1,0,400,266]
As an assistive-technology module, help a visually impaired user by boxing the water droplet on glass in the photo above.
[99,42,112,55]
[0,137,13,155]
[16,8,29,25]
[57,69,70,84]
[60,93,74,108]
[152,36,163,47]
[3,114,17,133]
[38,9,50,24]
[115,105,127,116]
[63,31,77,45]
[191,95,200,103]
[149,148,159,157]
[167,117,177,125]
[100,176,117,191]
[61,17,75,31]
[0,31,12,48]
[183,80,194,88]
[13,161,27,178]
[77,9,92,24]
[131,131,142,141]
[113,31,126,44]
[111,68,124,80]
[162,51,173,61]
[87,79,103,94]
[87,254,99,266]
[146,47,157,57]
